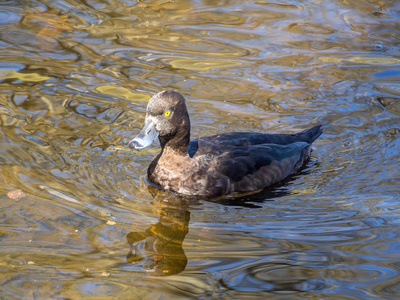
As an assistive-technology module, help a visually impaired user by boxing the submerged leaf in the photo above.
[7,189,26,200]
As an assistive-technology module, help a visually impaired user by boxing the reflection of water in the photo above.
[126,192,190,276]
[125,184,293,276]
[1,0,400,298]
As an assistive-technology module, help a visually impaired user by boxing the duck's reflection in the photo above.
[126,189,190,276]
[126,184,290,276]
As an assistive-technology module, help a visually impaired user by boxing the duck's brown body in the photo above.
[129,91,322,198]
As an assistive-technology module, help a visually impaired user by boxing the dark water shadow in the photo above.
[211,183,290,208]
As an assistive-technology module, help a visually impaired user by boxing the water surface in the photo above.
[1,0,400,299]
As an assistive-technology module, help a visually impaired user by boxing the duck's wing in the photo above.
[188,125,322,157]
[212,142,310,193]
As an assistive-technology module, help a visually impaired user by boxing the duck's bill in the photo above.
[128,121,159,150]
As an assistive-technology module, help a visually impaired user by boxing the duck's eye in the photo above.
[164,110,171,117]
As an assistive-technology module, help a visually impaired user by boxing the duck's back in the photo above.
[184,125,322,198]
[188,125,322,157]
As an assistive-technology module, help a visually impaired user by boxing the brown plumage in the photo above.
[129,91,322,198]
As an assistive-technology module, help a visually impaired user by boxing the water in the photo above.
[1,0,400,299]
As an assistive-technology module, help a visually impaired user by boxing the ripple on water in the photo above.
[338,226,400,260]
[0,9,21,24]
[376,84,400,116]
[114,30,252,58]
[286,22,337,35]
[220,260,330,295]
[260,209,374,245]
[1,274,166,299]
[1,29,52,48]
[376,82,400,96]
[328,262,400,299]
[1,0,400,299]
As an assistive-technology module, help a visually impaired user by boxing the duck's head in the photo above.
[128,90,190,150]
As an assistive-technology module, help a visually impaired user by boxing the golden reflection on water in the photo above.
[127,190,190,276]
[1,0,400,298]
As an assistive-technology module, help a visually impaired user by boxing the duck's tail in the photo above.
[297,125,323,144]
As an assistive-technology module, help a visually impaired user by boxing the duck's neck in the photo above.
[159,118,191,157]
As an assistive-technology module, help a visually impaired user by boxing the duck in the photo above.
[128,90,322,199]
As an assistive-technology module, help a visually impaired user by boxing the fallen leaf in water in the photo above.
[7,189,26,200]
[106,220,116,226]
